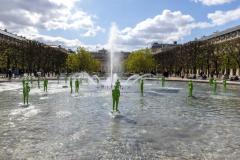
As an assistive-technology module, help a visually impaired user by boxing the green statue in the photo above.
[188,80,193,97]
[22,78,26,97]
[44,78,48,92]
[209,77,214,86]
[112,85,120,112]
[213,79,217,94]
[116,79,121,89]
[70,77,73,94]
[140,79,144,96]
[37,76,40,89]
[162,77,165,87]
[30,76,33,84]
[23,82,30,105]
[26,76,30,83]
[75,79,79,93]
[223,79,227,90]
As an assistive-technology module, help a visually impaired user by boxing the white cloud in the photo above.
[193,0,234,6]
[208,7,240,25]
[107,10,196,51]
[17,26,104,50]
[0,0,104,37]
[21,29,83,49]
[104,7,240,51]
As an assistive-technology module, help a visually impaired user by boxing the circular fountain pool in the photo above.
[0,80,240,159]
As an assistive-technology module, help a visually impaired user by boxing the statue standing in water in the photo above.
[213,79,217,94]
[23,82,31,105]
[188,80,193,97]
[37,76,40,88]
[30,75,33,84]
[209,77,214,86]
[22,78,26,101]
[116,79,121,89]
[75,79,79,93]
[162,77,165,87]
[112,84,120,112]
[140,79,144,96]
[70,77,73,94]
[44,78,48,92]
[223,79,227,90]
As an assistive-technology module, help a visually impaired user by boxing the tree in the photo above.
[124,48,156,73]
[66,47,101,73]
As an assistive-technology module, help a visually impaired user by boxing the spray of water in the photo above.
[108,23,119,85]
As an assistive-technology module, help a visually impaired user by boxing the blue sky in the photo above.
[0,0,239,51]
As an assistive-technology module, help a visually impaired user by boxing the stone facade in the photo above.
[200,25,240,44]
[91,49,130,73]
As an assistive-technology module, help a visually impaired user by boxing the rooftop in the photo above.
[0,29,26,41]
[200,25,240,41]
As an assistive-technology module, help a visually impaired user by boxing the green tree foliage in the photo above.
[154,37,240,77]
[124,48,156,73]
[66,47,100,73]
[0,39,67,74]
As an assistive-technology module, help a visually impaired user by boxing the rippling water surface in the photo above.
[0,80,240,159]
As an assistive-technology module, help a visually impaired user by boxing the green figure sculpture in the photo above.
[162,77,165,87]
[22,78,26,98]
[116,79,121,89]
[23,82,31,105]
[70,77,73,94]
[30,76,33,84]
[209,77,213,86]
[188,80,193,97]
[112,85,120,112]
[75,79,79,93]
[140,79,144,96]
[37,76,40,89]
[44,78,48,92]
[223,79,227,90]
[213,79,217,94]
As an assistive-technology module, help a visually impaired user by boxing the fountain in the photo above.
[125,74,139,84]
[1,22,240,160]
[108,23,121,85]
[73,72,97,85]
[92,75,101,84]
[131,73,153,84]
[1,70,240,159]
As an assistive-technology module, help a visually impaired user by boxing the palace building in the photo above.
[200,25,240,43]
[91,49,130,74]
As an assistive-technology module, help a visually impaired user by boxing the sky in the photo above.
[0,0,239,51]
